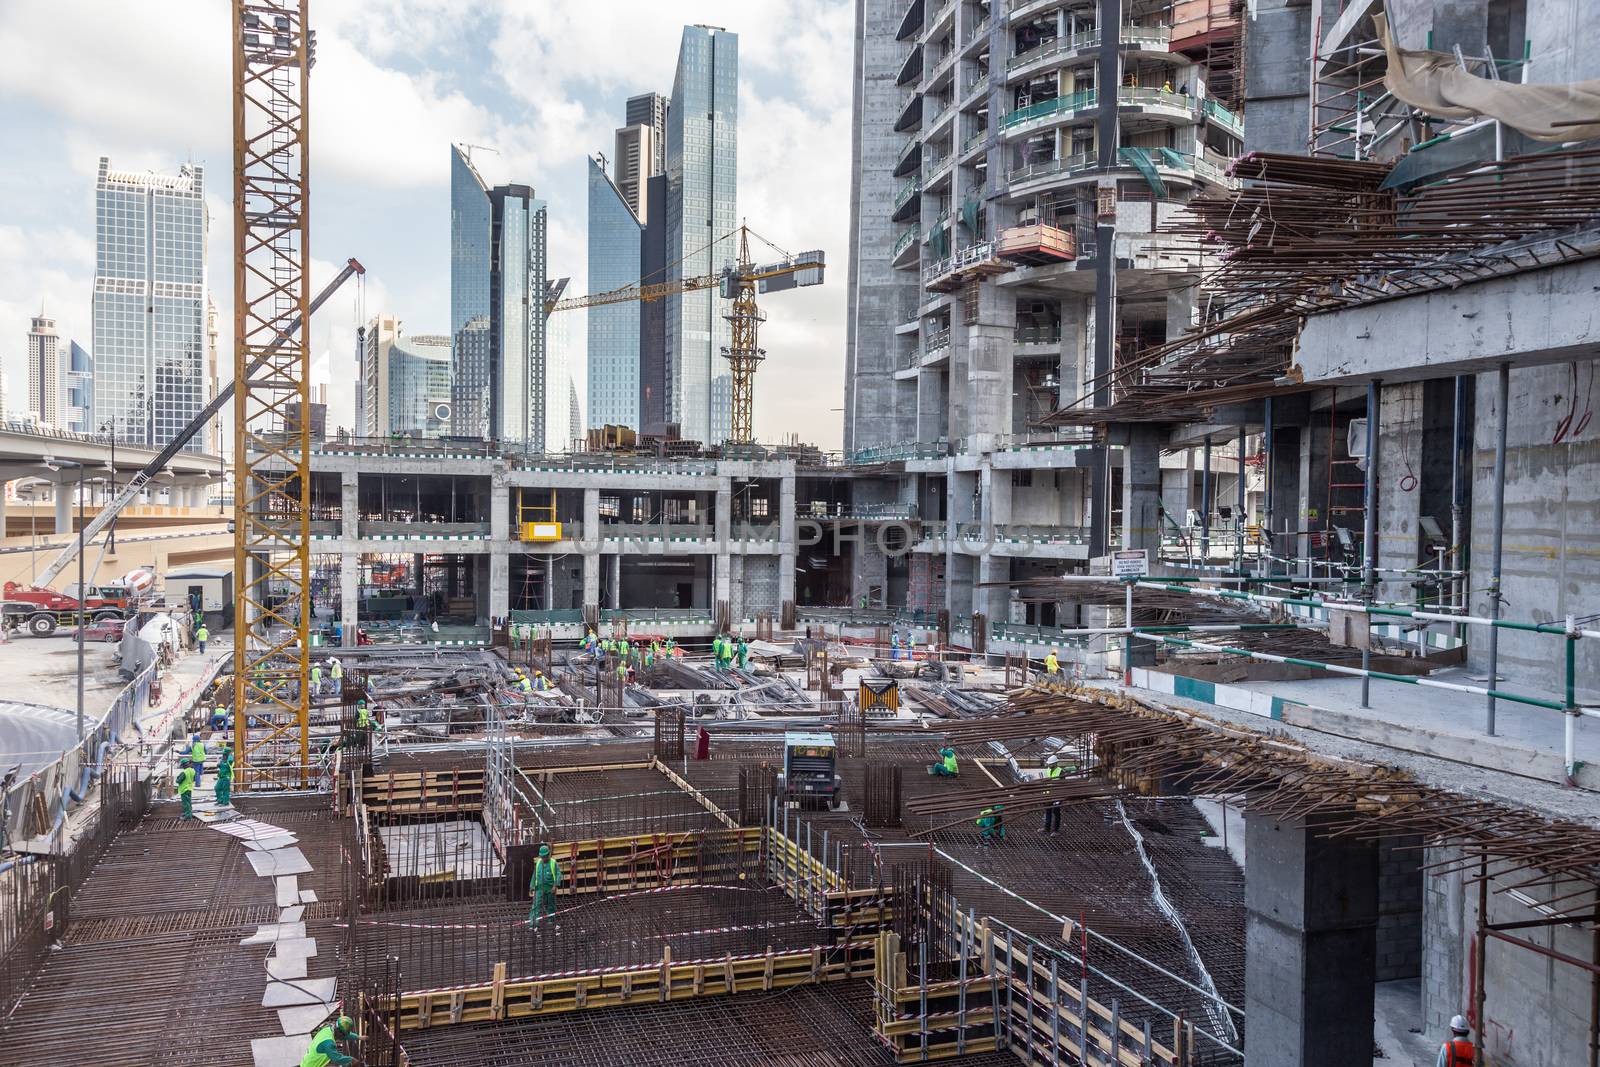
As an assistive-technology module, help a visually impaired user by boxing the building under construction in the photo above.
[4,0,1600,1065]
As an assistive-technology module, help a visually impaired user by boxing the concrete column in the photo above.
[778,472,796,613]
[1059,296,1088,407]
[976,553,1010,621]
[490,473,509,542]
[582,488,599,546]
[489,550,509,624]
[1269,425,1302,559]
[582,553,600,612]
[1245,813,1378,1067]
[916,367,946,444]
[979,460,1011,534]
[55,483,71,535]
[964,279,1018,452]
[1297,418,1332,561]
[340,471,359,542]
[0,481,9,538]
[340,551,358,647]
[1120,424,1164,553]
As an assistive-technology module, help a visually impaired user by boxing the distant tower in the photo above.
[91,157,209,450]
[26,313,63,427]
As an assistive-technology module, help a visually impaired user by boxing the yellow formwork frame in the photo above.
[232,0,311,789]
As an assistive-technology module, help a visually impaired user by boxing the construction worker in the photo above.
[930,746,958,777]
[619,638,631,664]
[355,700,375,732]
[188,734,207,786]
[528,844,561,923]
[718,633,734,672]
[1437,1016,1474,1066]
[299,1015,357,1067]
[196,622,209,654]
[584,628,598,654]
[175,760,195,819]
[329,657,343,693]
[736,636,750,670]
[214,746,234,808]
[1041,754,1064,834]
[209,705,228,733]
[534,669,549,691]
[1043,648,1060,679]
[616,660,628,686]
[517,671,533,694]
[310,662,322,696]
[709,633,724,672]
[976,803,1006,844]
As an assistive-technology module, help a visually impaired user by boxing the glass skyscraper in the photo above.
[450,146,493,439]
[65,341,93,433]
[665,25,738,445]
[586,156,643,430]
[449,146,550,448]
[91,157,207,450]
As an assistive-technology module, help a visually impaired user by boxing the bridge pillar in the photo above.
[1245,812,1378,1067]
[54,483,72,535]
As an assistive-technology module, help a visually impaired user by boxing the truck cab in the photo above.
[777,730,843,810]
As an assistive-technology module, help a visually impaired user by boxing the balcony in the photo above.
[923,150,955,189]
[1013,325,1062,346]
[897,44,923,86]
[1119,22,1171,50]
[897,0,925,41]
[923,240,1011,291]
[1000,89,1097,137]
[997,221,1076,264]
[1202,96,1244,136]
[894,136,922,177]
[962,15,991,51]
[1007,0,1061,24]
[1007,151,1098,192]
[891,227,919,265]
[1006,29,1099,76]
[962,72,991,105]
[894,175,922,213]
[895,92,924,133]
[1117,86,1194,119]
[924,327,952,353]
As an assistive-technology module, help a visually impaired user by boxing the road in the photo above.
[0,633,127,778]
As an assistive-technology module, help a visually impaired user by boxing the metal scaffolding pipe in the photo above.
[1362,379,1379,708]
[1487,363,1509,736]
[1200,437,1212,562]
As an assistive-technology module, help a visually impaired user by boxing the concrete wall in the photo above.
[843,0,918,453]
[1422,844,1596,1065]
[1375,835,1424,983]
[1468,363,1600,703]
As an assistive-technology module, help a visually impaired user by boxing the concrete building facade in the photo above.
[843,0,1243,619]
[25,314,63,428]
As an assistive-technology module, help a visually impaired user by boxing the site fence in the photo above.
[1,659,160,853]
[0,763,150,1025]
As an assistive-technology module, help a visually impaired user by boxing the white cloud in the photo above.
[0,0,854,449]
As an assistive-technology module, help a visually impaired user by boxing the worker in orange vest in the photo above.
[1437,1015,1473,1066]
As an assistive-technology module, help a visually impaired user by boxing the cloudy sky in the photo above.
[0,0,854,449]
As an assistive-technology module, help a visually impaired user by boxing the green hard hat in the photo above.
[539,844,550,856]
[334,1015,355,1035]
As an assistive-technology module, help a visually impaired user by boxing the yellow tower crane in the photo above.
[546,224,824,444]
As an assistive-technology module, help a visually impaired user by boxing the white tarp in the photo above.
[1376,13,1600,141]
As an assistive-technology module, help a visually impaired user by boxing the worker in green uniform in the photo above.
[930,746,958,777]
[196,623,209,654]
[736,636,750,670]
[188,734,207,786]
[329,657,343,693]
[299,1015,357,1067]
[976,803,1006,844]
[310,662,322,696]
[528,844,561,923]
[215,746,234,807]
[175,760,195,819]
[710,633,724,672]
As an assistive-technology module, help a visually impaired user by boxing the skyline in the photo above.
[0,0,853,450]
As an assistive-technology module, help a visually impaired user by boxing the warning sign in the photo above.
[1111,549,1149,578]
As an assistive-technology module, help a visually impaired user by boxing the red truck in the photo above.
[2,581,129,636]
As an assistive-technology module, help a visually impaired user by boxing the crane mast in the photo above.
[232,0,313,788]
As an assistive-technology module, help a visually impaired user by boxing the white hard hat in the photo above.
[1449,1015,1470,1035]
[1045,755,1058,766]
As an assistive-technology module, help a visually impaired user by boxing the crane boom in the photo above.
[545,273,718,314]
[32,257,365,590]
